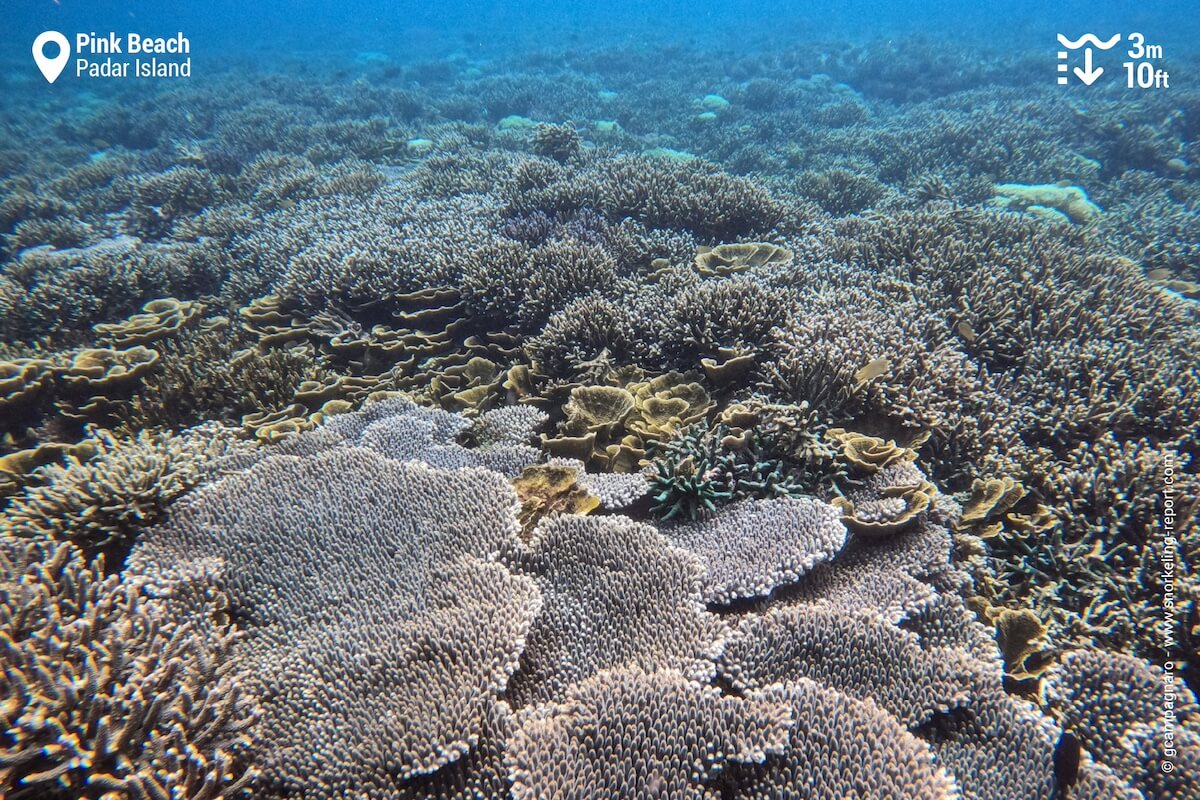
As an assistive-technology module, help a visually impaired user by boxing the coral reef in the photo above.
[1,395,1163,798]
[1,25,1195,798]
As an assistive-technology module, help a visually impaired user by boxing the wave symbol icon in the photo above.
[1056,33,1121,50]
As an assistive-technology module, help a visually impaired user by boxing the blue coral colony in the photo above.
[1,4,1197,800]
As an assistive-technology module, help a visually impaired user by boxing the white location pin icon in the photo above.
[33,31,71,84]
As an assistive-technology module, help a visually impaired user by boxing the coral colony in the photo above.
[1,29,1197,800]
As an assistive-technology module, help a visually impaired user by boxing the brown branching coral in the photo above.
[764,288,981,455]
[504,153,786,239]
[1,236,227,342]
[267,187,502,311]
[526,295,642,379]
[120,322,329,432]
[980,434,1198,659]
[792,166,887,214]
[3,424,251,555]
[529,123,583,163]
[657,276,797,368]
[128,166,224,239]
[518,238,619,331]
[0,536,255,800]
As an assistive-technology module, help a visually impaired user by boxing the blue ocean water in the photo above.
[3,0,1199,71]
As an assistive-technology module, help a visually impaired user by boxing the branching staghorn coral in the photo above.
[495,150,789,240]
[978,435,1199,659]
[118,320,332,431]
[656,276,798,369]
[3,424,252,555]
[1,236,228,343]
[0,536,255,800]
[528,123,583,163]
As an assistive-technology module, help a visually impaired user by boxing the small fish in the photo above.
[1052,730,1081,798]
[853,356,890,389]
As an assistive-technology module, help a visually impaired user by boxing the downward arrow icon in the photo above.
[1073,47,1103,85]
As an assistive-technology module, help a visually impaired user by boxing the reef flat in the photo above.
[1,34,1197,800]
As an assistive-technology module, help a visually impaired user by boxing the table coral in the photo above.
[128,447,542,798]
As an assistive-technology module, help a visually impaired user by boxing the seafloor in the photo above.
[0,34,1197,800]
